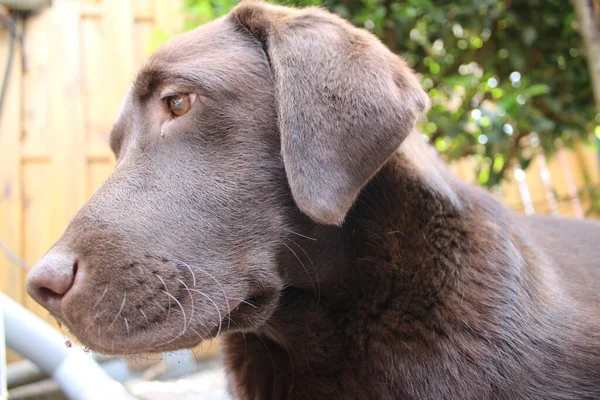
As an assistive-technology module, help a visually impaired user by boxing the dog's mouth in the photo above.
[56,285,281,356]
[214,289,281,336]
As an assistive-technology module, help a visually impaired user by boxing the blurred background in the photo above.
[0,0,599,398]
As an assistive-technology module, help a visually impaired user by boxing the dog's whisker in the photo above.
[284,228,317,241]
[188,288,223,337]
[176,260,197,287]
[139,309,150,326]
[93,284,109,309]
[189,316,212,338]
[287,237,321,317]
[110,292,127,328]
[189,326,206,340]
[174,258,232,331]
[124,317,130,336]
[177,278,195,329]
[154,306,210,348]
[387,230,409,239]
[86,307,108,330]
[161,290,187,336]
[283,242,318,301]
[154,273,172,319]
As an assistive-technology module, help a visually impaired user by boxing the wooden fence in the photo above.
[0,0,598,359]
[0,0,186,361]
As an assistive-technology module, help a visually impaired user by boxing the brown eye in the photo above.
[166,93,197,117]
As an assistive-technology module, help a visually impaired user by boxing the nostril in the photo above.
[72,259,79,287]
[26,252,80,311]
[38,286,64,301]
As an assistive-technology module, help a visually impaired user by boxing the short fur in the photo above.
[26,1,600,399]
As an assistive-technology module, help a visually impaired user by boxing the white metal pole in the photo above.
[1,293,134,400]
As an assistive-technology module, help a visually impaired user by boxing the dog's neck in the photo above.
[224,133,599,399]
[261,131,536,355]
[275,131,474,292]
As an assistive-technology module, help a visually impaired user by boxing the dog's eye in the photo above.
[166,93,197,117]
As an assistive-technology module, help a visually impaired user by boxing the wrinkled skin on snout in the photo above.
[26,19,291,353]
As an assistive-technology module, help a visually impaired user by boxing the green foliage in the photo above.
[182,0,597,187]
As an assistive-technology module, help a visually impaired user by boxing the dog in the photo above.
[26,1,600,398]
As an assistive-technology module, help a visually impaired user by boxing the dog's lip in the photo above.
[213,290,280,336]
[80,298,256,354]
[212,296,257,335]
[56,285,280,355]
[63,315,209,355]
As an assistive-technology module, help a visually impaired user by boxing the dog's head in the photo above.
[26,0,428,354]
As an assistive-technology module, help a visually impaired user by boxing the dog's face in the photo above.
[31,19,287,353]
[26,1,428,354]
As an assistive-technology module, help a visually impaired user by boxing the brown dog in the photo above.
[26,1,600,398]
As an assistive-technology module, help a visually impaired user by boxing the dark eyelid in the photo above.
[133,69,209,108]
[160,90,186,101]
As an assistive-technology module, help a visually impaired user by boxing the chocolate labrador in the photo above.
[26,1,600,398]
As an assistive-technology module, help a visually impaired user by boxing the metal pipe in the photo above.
[8,378,61,400]
[6,360,49,389]
[1,294,135,400]
[7,355,126,389]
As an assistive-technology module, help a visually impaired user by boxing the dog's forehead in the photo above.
[131,16,264,100]
[147,17,251,76]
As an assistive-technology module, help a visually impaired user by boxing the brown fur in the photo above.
[26,1,599,399]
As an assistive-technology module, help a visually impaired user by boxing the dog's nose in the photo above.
[26,252,79,315]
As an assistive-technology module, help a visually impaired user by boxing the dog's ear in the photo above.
[231,1,429,226]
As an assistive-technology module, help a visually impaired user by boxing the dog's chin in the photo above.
[58,290,281,355]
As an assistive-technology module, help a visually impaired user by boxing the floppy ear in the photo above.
[231,0,429,226]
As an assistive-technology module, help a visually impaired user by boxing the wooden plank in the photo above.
[88,160,114,196]
[576,143,600,183]
[536,154,559,215]
[523,155,550,214]
[104,0,136,94]
[46,0,87,248]
[81,14,115,158]
[450,157,477,185]
[573,144,600,216]
[500,169,525,214]
[0,17,24,303]
[133,20,155,67]
[153,0,184,37]
[545,151,576,217]
[557,148,586,218]
[22,163,59,326]
[21,8,52,160]
[133,0,155,22]
[82,2,154,23]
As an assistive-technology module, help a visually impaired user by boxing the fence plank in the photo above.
[82,14,114,159]
[46,0,87,243]
[0,17,24,303]
[21,10,51,161]
[104,0,136,112]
